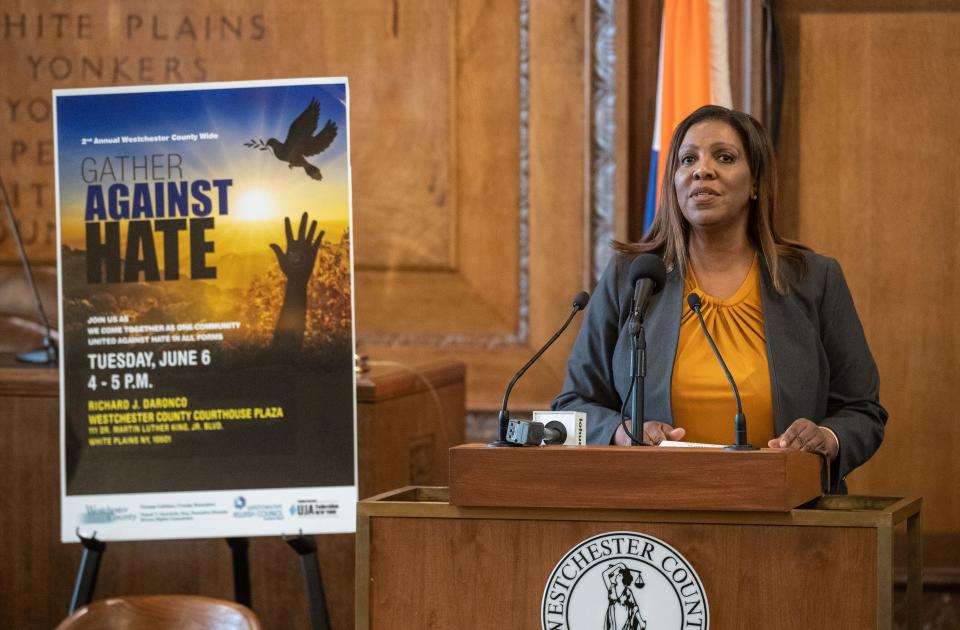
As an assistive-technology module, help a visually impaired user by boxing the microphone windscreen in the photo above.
[627,254,667,293]
[687,292,702,311]
[572,291,590,310]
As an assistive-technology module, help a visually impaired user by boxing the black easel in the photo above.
[68,531,106,614]
[285,531,332,630]
[67,531,332,628]
[67,533,255,614]
[226,537,252,607]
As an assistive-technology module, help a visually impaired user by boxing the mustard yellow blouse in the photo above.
[671,257,775,446]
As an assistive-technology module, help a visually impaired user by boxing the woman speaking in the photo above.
[552,105,886,492]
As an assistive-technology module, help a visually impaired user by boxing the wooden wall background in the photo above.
[1,0,958,602]
[772,0,960,581]
[0,0,608,415]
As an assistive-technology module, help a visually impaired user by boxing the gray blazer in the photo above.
[552,250,887,492]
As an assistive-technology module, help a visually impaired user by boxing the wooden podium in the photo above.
[0,357,465,630]
[357,445,922,629]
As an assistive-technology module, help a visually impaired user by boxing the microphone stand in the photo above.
[627,308,646,446]
[490,295,587,447]
[619,259,667,445]
[0,171,57,366]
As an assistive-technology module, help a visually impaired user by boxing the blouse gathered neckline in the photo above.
[688,254,758,307]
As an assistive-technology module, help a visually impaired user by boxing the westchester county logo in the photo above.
[541,531,709,630]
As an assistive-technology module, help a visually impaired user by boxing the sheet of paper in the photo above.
[659,440,725,449]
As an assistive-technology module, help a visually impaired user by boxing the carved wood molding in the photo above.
[358,0,530,349]
[360,0,618,347]
[590,0,618,284]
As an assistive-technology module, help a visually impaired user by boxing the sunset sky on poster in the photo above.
[56,81,351,265]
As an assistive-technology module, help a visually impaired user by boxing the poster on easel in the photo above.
[54,78,356,541]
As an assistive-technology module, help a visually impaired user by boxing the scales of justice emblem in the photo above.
[603,561,646,630]
[541,531,710,630]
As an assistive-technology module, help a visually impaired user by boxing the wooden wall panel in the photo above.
[0,0,607,414]
[776,0,960,571]
[0,1,459,268]
[355,0,521,339]
[360,0,593,412]
[526,0,588,383]
[454,0,520,325]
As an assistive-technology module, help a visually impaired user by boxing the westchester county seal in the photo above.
[541,531,709,630]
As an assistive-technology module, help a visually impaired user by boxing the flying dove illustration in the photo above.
[248,98,338,181]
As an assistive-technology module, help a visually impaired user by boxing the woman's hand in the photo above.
[613,420,686,446]
[767,418,839,460]
[643,421,686,445]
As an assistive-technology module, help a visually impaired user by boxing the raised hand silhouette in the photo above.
[270,212,325,285]
[270,213,325,352]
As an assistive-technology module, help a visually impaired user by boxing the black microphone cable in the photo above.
[687,292,756,451]
[619,379,641,445]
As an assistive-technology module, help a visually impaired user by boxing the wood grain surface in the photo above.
[775,0,960,576]
[364,514,878,629]
[0,0,600,417]
[0,358,464,630]
[0,0,459,269]
[358,0,591,412]
[448,444,822,511]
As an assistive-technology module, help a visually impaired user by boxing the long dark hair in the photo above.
[616,105,806,294]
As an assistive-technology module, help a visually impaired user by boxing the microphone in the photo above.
[626,255,667,336]
[622,255,666,445]
[490,291,590,447]
[0,171,57,365]
[505,419,567,446]
[686,292,756,451]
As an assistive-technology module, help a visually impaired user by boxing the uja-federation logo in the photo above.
[541,531,709,630]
